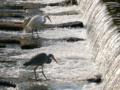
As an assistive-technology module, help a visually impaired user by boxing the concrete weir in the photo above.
[77,0,120,90]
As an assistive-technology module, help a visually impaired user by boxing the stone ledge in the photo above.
[0,37,37,49]
[0,22,23,31]
[0,44,6,48]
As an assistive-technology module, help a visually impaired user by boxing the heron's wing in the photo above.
[29,53,47,65]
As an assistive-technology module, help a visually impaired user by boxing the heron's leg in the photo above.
[42,65,48,80]
[35,28,39,38]
[34,66,39,81]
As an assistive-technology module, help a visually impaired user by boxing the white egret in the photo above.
[26,15,52,39]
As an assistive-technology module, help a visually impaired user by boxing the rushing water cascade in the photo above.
[77,0,120,90]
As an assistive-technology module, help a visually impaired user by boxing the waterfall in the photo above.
[77,0,120,90]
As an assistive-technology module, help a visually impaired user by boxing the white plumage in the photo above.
[26,15,52,39]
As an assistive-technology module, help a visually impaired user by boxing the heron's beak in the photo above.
[52,57,58,63]
[47,17,52,23]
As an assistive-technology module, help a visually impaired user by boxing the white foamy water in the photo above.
[0,1,102,90]
[40,28,86,39]
[0,31,23,37]
[0,26,102,90]
[45,14,82,24]
[40,5,80,14]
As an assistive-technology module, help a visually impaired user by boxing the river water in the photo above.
[0,0,102,90]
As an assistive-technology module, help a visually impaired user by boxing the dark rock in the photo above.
[87,74,102,84]
[103,0,120,3]
[60,21,84,28]
[0,15,24,18]
[48,0,77,6]
[47,11,80,15]
[25,84,48,90]
[0,37,20,43]
[63,37,85,42]
[2,6,23,9]
[0,37,37,49]
[0,80,16,88]
[0,22,23,31]
[20,39,38,49]
[45,21,84,28]
[0,44,6,48]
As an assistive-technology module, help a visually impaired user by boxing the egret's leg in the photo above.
[35,28,39,38]
[32,28,34,39]
[34,66,39,80]
[42,65,47,80]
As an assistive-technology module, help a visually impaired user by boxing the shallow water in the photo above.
[0,0,102,90]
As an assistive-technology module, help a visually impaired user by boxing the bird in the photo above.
[23,53,58,80]
[26,15,52,39]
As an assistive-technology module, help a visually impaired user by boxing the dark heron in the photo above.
[23,53,58,80]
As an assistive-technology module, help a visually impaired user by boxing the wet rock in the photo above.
[45,21,84,28]
[1,5,24,9]
[20,39,38,49]
[0,44,6,48]
[0,80,16,88]
[47,11,80,15]
[0,61,16,63]
[0,22,23,31]
[87,74,102,84]
[57,21,84,28]
[0,37,37,49]
[0,37,20,43]
[103,0,120,3]
[25,84,48,90]
[0,15,24,18]
[48,0,77,6]
[63,37,85,42]
[0,13,24,18]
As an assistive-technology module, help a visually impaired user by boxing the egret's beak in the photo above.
[47,17,52,23]
[52,57,58,63]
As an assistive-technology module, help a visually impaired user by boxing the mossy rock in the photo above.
[20,39,38,49]
[0,37,37,49]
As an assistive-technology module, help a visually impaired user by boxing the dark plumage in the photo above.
[23,53,58,80]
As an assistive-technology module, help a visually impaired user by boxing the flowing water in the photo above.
[0,0,119,90]
[77,0,120,90]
